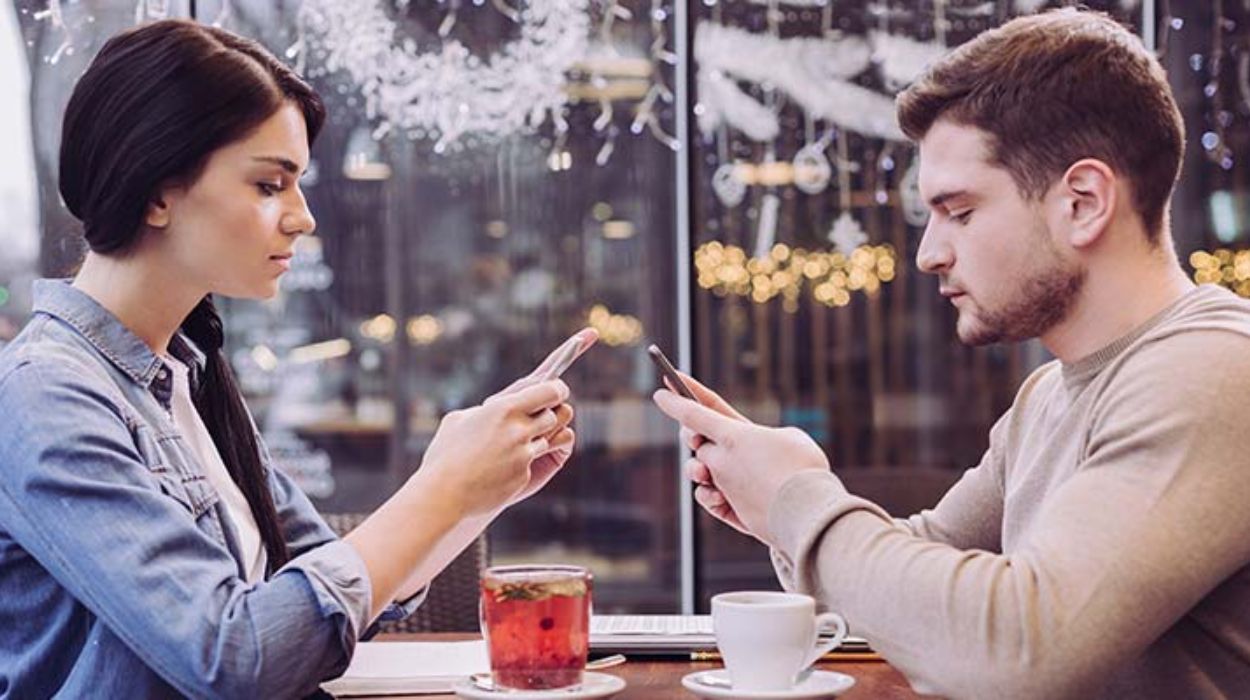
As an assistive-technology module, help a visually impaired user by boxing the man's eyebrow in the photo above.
[252,156,302,174]
[927,190,969,209]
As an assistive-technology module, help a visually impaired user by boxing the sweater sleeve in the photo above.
[766,331,1250,699]
[895,408,1008,551]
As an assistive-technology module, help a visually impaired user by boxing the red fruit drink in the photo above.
[480,565,592,690]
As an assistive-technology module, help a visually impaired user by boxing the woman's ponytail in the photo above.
[181,296,290,570]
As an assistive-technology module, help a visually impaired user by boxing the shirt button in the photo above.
[157,369,168,380]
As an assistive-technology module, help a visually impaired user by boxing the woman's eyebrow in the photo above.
[251,155,302,175]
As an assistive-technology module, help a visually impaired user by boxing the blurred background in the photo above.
[2,0,1246,612]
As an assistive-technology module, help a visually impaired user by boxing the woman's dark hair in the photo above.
[59,19,328,570]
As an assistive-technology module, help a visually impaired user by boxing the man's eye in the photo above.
[952,210,973,224]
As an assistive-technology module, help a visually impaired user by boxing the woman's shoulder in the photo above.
[0,315,128,413]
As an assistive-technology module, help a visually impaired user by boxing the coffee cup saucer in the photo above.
[681,669,856,699]
[452,671,625,699]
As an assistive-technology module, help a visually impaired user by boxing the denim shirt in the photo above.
[0,280,422,699]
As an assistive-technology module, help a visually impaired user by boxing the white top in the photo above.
[164,355,267,583]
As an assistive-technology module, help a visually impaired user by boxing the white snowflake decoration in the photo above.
[297,0,591,150]
[827,212,868,255]
[694,22,904,143]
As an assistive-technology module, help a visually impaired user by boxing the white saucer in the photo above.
[452,671,625,699]
[681,669,856,699]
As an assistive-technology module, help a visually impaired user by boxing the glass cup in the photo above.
[480,564,593,691]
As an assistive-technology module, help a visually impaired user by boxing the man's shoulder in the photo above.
[1099,302,1250,416]
[1152,284,1250,341]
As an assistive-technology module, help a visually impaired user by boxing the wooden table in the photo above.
[359,634,924,699]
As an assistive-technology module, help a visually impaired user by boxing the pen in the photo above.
[688,650,883,663]
[688,650,884,663]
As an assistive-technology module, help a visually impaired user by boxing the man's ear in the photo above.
[1059,159,1116,249]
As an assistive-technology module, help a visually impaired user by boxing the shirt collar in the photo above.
[31,279,209,402]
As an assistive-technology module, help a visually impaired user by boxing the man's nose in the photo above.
[915,220,952,274]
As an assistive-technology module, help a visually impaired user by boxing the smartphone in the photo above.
[646,344,698,401]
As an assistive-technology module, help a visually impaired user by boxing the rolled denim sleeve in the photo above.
[0,361,369,699]
[264,446,427,634]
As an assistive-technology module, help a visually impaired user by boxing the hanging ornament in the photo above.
[694,21,904,142]
[298,0,591,148]
[138,0,170,21]
[899,156,929,227]
[792,129,834,195]
[33,1,73,66]
[697,70,781,142]
[869,31,947,92]
[1013,0,1047,14]
[712,162,747,208]
[754,193,782,260]
[827,212,868,256]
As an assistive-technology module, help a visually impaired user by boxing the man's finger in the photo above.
[694,440,725,471]
[678,371,749,423]
[679,426,707,452]
[685,457,713,486]
[653,389,736,444]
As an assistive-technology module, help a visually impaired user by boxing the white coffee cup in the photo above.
[711,591,848,692]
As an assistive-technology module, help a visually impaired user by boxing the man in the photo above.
[654,9,1250,699]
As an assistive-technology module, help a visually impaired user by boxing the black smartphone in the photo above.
[646,344,698,401]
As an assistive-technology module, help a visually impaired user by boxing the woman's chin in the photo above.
[213,281,281,301]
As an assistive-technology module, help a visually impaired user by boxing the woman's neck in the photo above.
[72,251,205,355]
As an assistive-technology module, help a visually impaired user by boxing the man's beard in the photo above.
[957,228,1086,346]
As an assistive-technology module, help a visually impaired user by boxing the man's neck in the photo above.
[71,251,205,355]
[1041,246,1194,364]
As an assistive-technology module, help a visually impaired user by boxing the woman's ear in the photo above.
[144,195,171,229]
[1059,158,1117,249]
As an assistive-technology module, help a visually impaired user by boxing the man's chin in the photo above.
[956,316,1004,347]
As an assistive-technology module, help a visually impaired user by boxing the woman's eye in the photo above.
[257,182,283,196]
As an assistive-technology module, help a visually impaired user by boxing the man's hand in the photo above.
[653,374,830,546]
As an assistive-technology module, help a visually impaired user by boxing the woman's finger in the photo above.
[524,408,559,439]
[526,436,551,461]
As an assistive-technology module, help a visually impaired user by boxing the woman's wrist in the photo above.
[402,464,470,529]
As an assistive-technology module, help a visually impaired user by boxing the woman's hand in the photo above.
[417,380,570,518]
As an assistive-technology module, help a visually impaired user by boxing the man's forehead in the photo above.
[916,122,1000,201]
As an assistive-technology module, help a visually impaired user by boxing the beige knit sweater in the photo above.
[770,284,1250,699]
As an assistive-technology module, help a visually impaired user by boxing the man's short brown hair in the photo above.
[896,8,1184,242]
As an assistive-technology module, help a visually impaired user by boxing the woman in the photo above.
[0,19,593,698]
